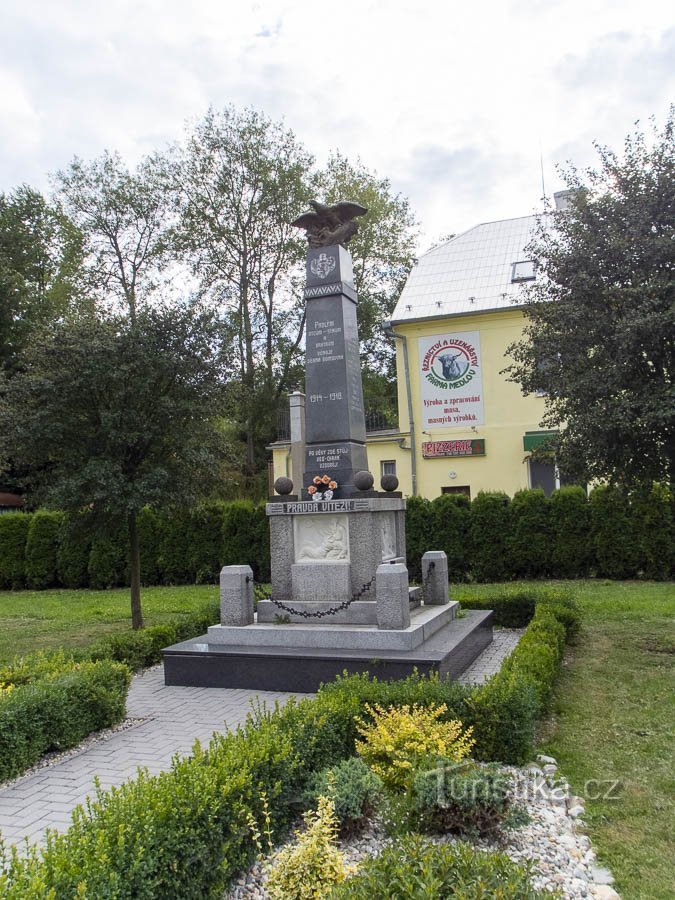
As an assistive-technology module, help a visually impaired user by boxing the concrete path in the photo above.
[0,630,521,848]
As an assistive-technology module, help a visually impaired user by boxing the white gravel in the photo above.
[225,754,620,899]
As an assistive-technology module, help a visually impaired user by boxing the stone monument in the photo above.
[162,201,493,691]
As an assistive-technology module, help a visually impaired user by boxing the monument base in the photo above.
[162,608,493,692]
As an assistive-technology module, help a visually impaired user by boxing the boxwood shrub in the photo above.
[0,599,573,896]
[0,657,130,781]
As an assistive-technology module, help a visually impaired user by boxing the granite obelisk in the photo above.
[301,244,368,497]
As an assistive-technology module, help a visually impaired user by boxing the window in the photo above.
[511,260,536,282]
[381,460,397,477]
[529,459,556,496]
[441,485,471,498]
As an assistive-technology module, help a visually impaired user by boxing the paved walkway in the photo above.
[0,630,521,848]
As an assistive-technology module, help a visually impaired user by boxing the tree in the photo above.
[0,307,230,628]
[506,110,675,486]
[319,153,418,384]
[171,106,315,473]
[53,151,171,321]
[0,185,83,376]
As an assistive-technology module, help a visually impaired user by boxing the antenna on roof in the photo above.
[539,140,546,203]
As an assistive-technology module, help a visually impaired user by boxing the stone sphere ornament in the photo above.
[380,474,399,492]
[354,470,375,491]
[274,476,294,496]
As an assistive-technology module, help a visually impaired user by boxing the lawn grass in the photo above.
[0,584,217,664]
[2,578,673,897]
[456,579,675,900]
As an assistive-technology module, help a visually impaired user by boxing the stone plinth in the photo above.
[266,496,406,617]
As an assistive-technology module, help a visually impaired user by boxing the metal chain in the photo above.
[249,574,376,619]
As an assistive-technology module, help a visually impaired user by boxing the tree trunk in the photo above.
[128,511,144,630]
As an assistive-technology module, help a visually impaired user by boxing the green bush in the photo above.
[0,599,574,895]
[303,757,382,835]
[87,600,220,671]
[222,500,270,581]
[0,706,305,899]
[411,761,526,837]
[24,510,63,590]
[631,483,673,580]
[458,585,580,637]
[0,512,30,589]
[189,502,226,584]
[469,491,511,581]
[0,657,130,781]
[88,530,127,589]
[590,484,640,579]
[404,495,432,580]
[506,490,551,578]
[330,834,546,899]
[430,493,470,581]
[549,486,592,577]
[57,512,92,588]
[157,507,193,584]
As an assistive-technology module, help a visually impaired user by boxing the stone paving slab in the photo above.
[0,629,521,849]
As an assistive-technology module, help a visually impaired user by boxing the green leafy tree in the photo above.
[171,106,315,472]
[0,307,230,628]
[506,110,675,485]
[0,185,83,376]
[319,153,418,410]
[53,151,171,321]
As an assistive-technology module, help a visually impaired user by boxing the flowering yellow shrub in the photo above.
[0,682,13,701]
[355,703,475,790]
[266,795,355,899]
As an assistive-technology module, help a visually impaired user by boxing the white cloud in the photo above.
[1,0,673,243]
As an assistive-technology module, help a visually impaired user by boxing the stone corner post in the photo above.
[375,562,411,630]
[220,565,254,626]
[421,551,449,605]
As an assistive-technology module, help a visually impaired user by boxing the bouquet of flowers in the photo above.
[307,475,338,501]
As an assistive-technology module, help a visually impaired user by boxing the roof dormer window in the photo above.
[511,260,536,282]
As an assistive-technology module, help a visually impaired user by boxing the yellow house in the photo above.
[272,210,564,499]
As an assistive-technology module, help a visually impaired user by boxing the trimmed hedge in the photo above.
[25,510,63,590]
[590,485,642,579]
[0,596,573,896]
[57,512,92,588]
[0,513,30,589]
[506,489,550,578]
[430,493,471,581]
[549,486,592,578]
[469,491,511,581]
[86,598,220,671]
[0,656,130,781]
[1,486,672,594]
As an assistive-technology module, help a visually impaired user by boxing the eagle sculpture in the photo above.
[291,200,368,248]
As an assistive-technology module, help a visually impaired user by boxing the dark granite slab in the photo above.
[162,610,493,691]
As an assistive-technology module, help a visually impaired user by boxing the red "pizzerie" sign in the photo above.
[421,439,486,458]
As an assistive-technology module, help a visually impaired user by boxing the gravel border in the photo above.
[225,755,620,900]
[0,716,149,792]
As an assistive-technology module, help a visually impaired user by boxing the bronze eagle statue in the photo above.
[291,200,368,248]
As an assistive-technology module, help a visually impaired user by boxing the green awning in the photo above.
[523,431,558,452]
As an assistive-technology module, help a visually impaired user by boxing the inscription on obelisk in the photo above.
[302,244,368,497]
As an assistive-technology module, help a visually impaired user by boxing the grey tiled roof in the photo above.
[392,214,548,323]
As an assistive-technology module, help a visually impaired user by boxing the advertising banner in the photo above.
[419,331,484,429]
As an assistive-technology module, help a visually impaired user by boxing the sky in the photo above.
[1,0,673,249]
